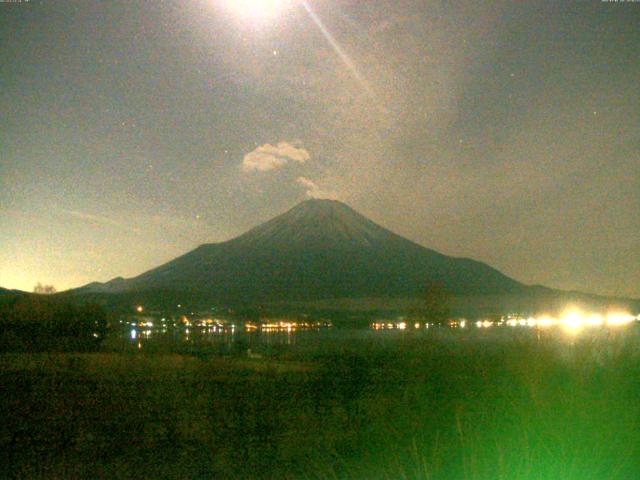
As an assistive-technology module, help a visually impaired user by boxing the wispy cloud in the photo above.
[62,209,141,234]
[242,141,310,172]
[296,176,339,200]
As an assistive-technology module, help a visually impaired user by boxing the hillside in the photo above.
[77,200,525,303]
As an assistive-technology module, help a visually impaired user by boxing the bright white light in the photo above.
[606,312,635,326]
[586,314,604,327]
[537,316,554,328]
[224,0,291,24]
[479,309,635,332]
[561,309,584,332]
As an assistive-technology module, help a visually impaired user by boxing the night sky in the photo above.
[1,0,638,298]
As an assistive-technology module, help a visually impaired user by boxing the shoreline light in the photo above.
[606,312,636,326]
[365,308,637,333]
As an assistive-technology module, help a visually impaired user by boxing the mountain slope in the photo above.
[79,200,525,301]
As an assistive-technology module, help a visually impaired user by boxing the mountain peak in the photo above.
[293,198,348,208]
[285,198,356,218]
[233,199,392,250]
[76,199,525,299]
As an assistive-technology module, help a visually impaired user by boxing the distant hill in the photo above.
[0,287,27,306]
[76,200,526,302]
[0,287,25,297]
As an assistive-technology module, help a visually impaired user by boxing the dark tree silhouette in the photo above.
[409,281,451,324]
[0,296,108,352]
[33,282,56,294]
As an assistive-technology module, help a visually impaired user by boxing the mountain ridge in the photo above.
[77,199,525,301]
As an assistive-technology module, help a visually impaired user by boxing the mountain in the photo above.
[0,287,27,305]
[78,199,526,303]
[0,287,25,296]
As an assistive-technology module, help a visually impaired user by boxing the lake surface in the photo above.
[106,314,640,356]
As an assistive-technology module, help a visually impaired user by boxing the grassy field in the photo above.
[1,327,639,479]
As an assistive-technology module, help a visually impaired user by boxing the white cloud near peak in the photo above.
[295,176,339,200]
[242,141,310,172]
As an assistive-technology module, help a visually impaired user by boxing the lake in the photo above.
[107,312,640,359]
[5,311,640,479]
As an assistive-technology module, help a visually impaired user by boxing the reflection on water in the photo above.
[117,317,336,351]
[245,320,333,332]
[115,309,639,352]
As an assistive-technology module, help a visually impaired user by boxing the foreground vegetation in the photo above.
[0,296,107,353]
[1,327,639,479]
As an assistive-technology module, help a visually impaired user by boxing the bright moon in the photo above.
[224,0,292,24]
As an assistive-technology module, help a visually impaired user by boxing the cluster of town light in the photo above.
[371,321,434,330]
[471,309,637,332]
[371,309,638,332]
[245,320,331,332]
[129,310,332,339]
[132,304,636,336]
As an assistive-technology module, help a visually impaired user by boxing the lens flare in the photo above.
[301,1,375,98]
[224,0,291,24]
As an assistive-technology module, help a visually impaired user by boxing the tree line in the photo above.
[0,295,108,352]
